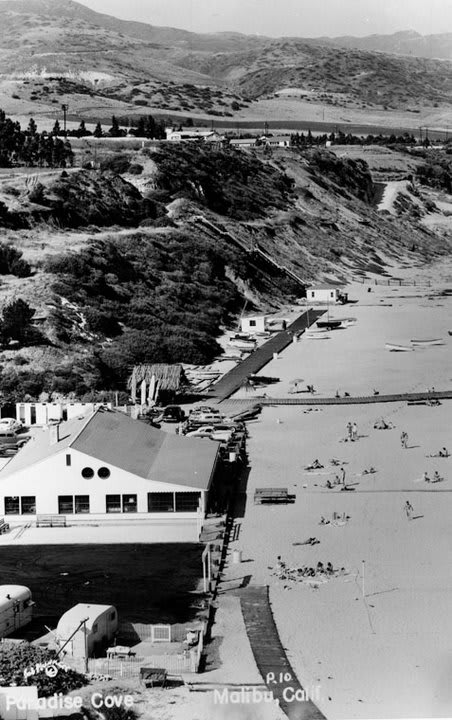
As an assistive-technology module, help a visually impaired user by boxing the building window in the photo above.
[148,493,174,513]
[58,496,74,514]
[175,492,201,513]
[122,494,137,513]
[66,454,71,467]
[330,291,334,298]
[81,467,94,479]
[75,495,90,514]
[5,497,19,515]
[98,467,110,479]
[21,497,36,515]
[249,319,256,327]
[110,611,116,621]
[106,495,121,513]
[311,291,315,298]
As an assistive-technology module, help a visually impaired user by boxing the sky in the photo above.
[76,0,452,37]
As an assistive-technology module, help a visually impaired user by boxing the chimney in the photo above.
[49,423,60,445]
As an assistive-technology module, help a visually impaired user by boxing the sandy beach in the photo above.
[220,260,452,719]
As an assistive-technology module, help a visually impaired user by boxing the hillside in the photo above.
[2,0,452,127]
[322,31,452,61]
[0,138,450,401]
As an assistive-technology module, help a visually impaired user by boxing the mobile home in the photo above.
[56,603,118,658]
[0,585,34,637]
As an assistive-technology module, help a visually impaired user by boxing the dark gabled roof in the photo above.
[1,409,218,491]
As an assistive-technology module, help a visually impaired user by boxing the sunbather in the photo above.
[439,447,450,458]
[433,471,442,483]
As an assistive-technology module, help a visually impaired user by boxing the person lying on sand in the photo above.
[306,459,324,470]
[439,447,450,458]
[302,537,320,545]
[374,418,392,430]
[363,467,377,475]
[319,516,331,525]
[340,485,356,491]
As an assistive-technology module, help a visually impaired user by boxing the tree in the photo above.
[77,119,91,137]
[93,122,103,138]
[52,119,61,136]
[0,298,35,344]
[109,116,123,137]
[27,118,37,136]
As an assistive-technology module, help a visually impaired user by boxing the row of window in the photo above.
[4,492,202,515]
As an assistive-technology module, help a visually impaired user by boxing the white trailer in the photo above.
[0,585,34,638]
[56,603,118,658]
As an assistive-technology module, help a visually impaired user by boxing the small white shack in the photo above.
[307,285,346,304]
[240,315,267,334]
[0,585,34,637]
[56,603,118,658]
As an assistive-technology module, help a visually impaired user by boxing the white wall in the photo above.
[308,288,338,303]
[241,316,266,334]
[0,449,206,520]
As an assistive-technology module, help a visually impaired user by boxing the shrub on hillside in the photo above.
[99,154,131,174]
[0,244,31,277]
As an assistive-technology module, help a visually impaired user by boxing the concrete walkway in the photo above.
[240,586,326,720]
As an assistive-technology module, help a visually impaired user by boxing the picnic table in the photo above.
[140,667,167,688]
[254,488,294,504]
[106,645,136,659]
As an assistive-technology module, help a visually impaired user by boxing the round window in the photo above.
[98,467,111,479]
[81,467,94,479]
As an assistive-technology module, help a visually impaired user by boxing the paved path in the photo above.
[240,586,326,719]
[209,310,325,402]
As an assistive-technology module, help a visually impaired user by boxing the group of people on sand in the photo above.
[423,470,443,484]
[346,422,358,441]
[275,556,345,582]
[320,512,351,525]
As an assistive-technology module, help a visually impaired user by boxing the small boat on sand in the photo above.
[411,338,444,346]
[385,343,412,352]
[229,338,256,350]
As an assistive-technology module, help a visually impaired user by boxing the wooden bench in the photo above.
[36,515,67,528]
[0,518,10,534]
[254,488,291,505]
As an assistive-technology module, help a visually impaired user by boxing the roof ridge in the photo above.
[68,407,107,448]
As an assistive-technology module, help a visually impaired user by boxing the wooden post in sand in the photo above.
[362,560,366,598]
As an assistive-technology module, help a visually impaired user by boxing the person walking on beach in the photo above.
[404,500,414,520]
[401,431,408,449]
[340,466,346,486]
[352,422,358,441]
[347,422,353,440]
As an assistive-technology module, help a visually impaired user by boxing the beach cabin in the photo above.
[0,585,34,637]
[56,603,118,658]
[307,285,347,304]
[240,315,267,334]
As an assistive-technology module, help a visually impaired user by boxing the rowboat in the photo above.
[228,338,256,350]
[385,343,413,352]
[411,338,444,346]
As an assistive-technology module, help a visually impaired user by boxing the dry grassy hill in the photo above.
[2,0,452,127]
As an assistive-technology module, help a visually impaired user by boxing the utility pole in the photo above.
[61,104,68,136]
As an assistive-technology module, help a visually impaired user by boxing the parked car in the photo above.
[161,405,185,423]
[188,415,223,428]
[0,418,23,433]
[185,426,234,442]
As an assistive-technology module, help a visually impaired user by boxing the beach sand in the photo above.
[220,262,452,718]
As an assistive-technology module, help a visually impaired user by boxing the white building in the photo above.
[56,603,118,658]
[0,409,219,534]
[15,402,112,427]
[240,315,267,334]
[261,135,291,147]
[229,138,257,149]
[307,285,346,304]
[165,127,222,143]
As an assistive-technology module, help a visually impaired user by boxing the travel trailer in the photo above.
[56,603,118,658]
[0,585,34,637]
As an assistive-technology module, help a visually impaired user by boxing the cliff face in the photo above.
[0,142,449,401]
